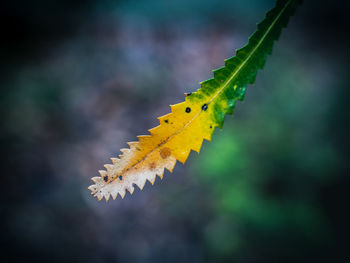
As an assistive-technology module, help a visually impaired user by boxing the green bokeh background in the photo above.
[1,0,349,262]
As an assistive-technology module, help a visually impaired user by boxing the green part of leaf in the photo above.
[187,0,300,128]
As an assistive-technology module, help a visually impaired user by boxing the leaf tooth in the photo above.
[96,192,103,201]
[213,66,229,81]
[200,78,219,91]
[176,149,191,164]
[88,185,98,193]
[191,137,204,153]
[170,102,186,113]
[120,148,130,154]
[147,173,157,185]
[135,178,147,190]
[148,126,160,135]
[165,159,176,173]
[203,130,214,141]
[157,113,172,123]
[127,186,135,195]
[98,170,107,177]
[199,78,212,85]
[104,164,114,171]
[92,176,102,184]
[110,158,119,164]
[137,135,151,144]
[157,169,164,180]
[104,192,111,202]
[127,142,140,151]
[119,189,126,199]
[111,192,118,200]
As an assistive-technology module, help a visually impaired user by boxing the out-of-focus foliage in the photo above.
[1,0,349,263]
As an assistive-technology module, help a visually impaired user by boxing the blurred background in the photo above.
[1,0,349,262]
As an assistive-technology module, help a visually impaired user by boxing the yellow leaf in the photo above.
[88,95,217,201]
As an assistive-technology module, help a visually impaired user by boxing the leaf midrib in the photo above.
[208,0,292,105]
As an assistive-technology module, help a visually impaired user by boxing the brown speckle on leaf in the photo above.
[160,147,171,159]
[149,162,156,170]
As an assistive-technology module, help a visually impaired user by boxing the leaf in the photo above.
[88,0,300,201]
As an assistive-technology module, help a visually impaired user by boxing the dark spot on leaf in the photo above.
[210,125,212,128]
[103,176,108,182]
[202,104,208,111]
[164,119,169,123]
[219,79,223,82]
[119,176,123,180]
[185,92,192,96]
[185,107,191,113]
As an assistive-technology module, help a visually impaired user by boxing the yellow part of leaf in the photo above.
[89,97,218,201]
